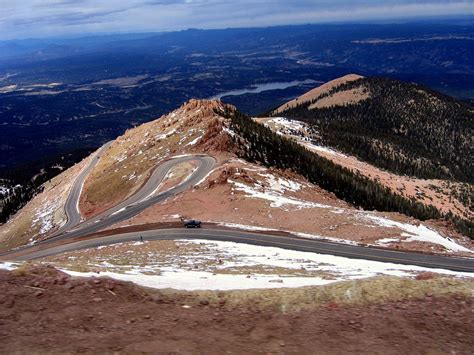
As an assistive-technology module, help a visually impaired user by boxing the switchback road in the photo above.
[1,152,472,273]
[56,154,215,239]
[54,141,113,235]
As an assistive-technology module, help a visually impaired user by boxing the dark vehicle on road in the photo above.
[183,219,202,228]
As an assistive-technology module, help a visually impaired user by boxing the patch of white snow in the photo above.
[230,180,339,210]
[363,215,472,253]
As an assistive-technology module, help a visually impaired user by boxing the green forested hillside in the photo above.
[274,77,473,183]
[221,107,472,238]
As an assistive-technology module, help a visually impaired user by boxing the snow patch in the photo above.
[55,239,473,291]
[293,231,359,246]
[0,262,19,270]
[172,153,199,159]
[0,185,11,194]
[259,173,302,192]
[223,127,236,137]
[194,167,218,187]
[376,238,400,245]
[303,142,347,158]
[186,134,203,146]
[114,154,127,163]
[269,117,306,131]
[155,128,177,140]
[216,222,358,246]
[230,180,339,211]
[32,195,62,236]
[110,207,126,216]
[363,215,472,253]
[217,221,278,232]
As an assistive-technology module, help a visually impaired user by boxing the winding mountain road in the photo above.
[1,150,473,273]
[57,154,215,239]
[54,141,113,235]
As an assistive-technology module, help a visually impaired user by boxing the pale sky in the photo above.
[0,0,472,40]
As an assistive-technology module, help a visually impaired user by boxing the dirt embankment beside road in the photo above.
[1,265,472,353]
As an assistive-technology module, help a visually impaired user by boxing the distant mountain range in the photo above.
[1,22,473,176]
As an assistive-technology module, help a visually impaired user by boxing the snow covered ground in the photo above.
[302,141,348,158]
[361,214,473,253]
[0,186,9,195]
[228,172,472,254]
[0,262,18,271]
[230,180,339,211]
[215,220,470,254]
[266,117,307,132]
[12,239,473,291]
[258,173,302,192]
[194,167,218,186]
[155,128,177,140]
[0,184,21,196]
[258,116,348,159]
[31,195,64,238]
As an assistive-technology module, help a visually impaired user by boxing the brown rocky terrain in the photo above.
[3,94,474,344]
[105,157,473,255]
[1,94,473,354]
[0,265,472,354]
[88,99,471,254]
[1,98,472,255]
[79,99,236,218]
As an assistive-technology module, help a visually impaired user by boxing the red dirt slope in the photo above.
[0,266,472,353]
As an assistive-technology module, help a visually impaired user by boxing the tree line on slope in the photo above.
[0,147,94,224]
[221,107,473,238]
[276,77,474,184]
[0,184,44,224]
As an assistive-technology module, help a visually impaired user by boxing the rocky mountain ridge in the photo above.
[1,98,472,254]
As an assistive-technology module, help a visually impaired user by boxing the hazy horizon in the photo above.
[0,0,472,40]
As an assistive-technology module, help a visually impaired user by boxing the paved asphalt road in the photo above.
[55,154,216,240]
[6,228,474,272]
[54,141,113,235]
[1,152,472,273]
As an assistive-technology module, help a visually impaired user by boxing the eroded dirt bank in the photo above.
[0,266,472,354]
